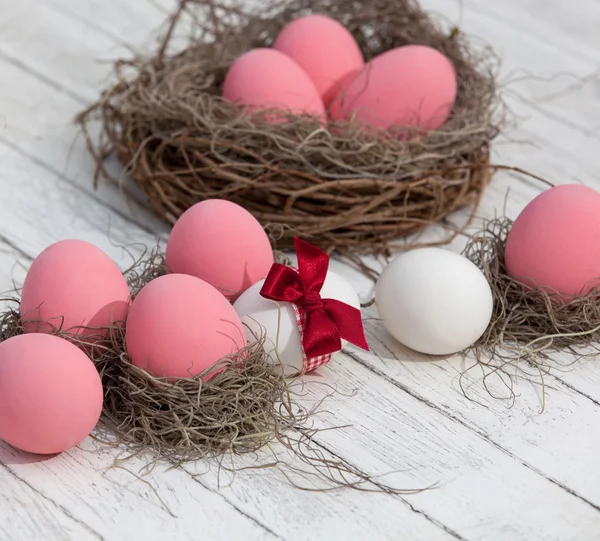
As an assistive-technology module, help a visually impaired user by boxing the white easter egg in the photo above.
[375,248,493,355]
[233,270,360,375]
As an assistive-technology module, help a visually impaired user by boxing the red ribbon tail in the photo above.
[324,299,370,352]
[302,309,343,359]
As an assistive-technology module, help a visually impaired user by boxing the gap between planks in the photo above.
[344,350,600,514]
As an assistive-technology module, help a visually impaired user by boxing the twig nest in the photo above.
[0,252,311,462]
[0,233,369,467]
[78,0,501,256]
[465,185,600,362]
[463,218,600,400]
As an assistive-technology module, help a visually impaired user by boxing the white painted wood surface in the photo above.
[0,0,599,539]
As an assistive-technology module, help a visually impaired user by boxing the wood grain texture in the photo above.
[0,442,281,541]
[422,0,600,137]
[0,0,169,239]
[302,358,600,540]
[0,0,599,539]
[0,142,154,265]
[0,461,101,541]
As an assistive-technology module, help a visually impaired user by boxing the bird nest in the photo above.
[78,0,501,256]
[463,218,600,408]
[0,249,419,493]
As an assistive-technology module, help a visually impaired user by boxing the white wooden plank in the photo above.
[558,362,600,406]
[349,316,600,508]
[0,142,156,267]
[44,0,172,48]
[0,441,279,541]
[0,3,168,237]
[420,0,600,134]
[491,97,596,186]
[462,0,600,57]
[0,103,167,248]
[183,449,457,541]
[0,460,101,541]
[283,358,600,541]
[160,318,600,541]
[0,0,159,103]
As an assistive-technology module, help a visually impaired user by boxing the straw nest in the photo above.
[0,249,419,493]
[78,0,501,256]
[463,218,600,407]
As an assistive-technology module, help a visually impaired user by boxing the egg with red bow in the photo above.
[233,238,367,376]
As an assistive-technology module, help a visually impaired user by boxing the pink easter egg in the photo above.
[273,15,364,106]
[505,184,600,298]
[125,274,246,379]
[20,240,130,339]
[222,48,325,122]
[0,334,103,455]
[166,199,274,300]
[329,45,457,132]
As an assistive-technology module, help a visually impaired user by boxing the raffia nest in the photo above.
[0,249,418,493]
[78,0,501,256]
[463,218,600,407]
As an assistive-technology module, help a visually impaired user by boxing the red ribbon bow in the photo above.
[259,237,370,359]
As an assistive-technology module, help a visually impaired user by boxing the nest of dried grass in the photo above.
[78,0,501,256]
[0,248,418,493]
[463,218,600,406]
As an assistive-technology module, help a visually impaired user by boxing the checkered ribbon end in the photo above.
[292,303,333,374]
